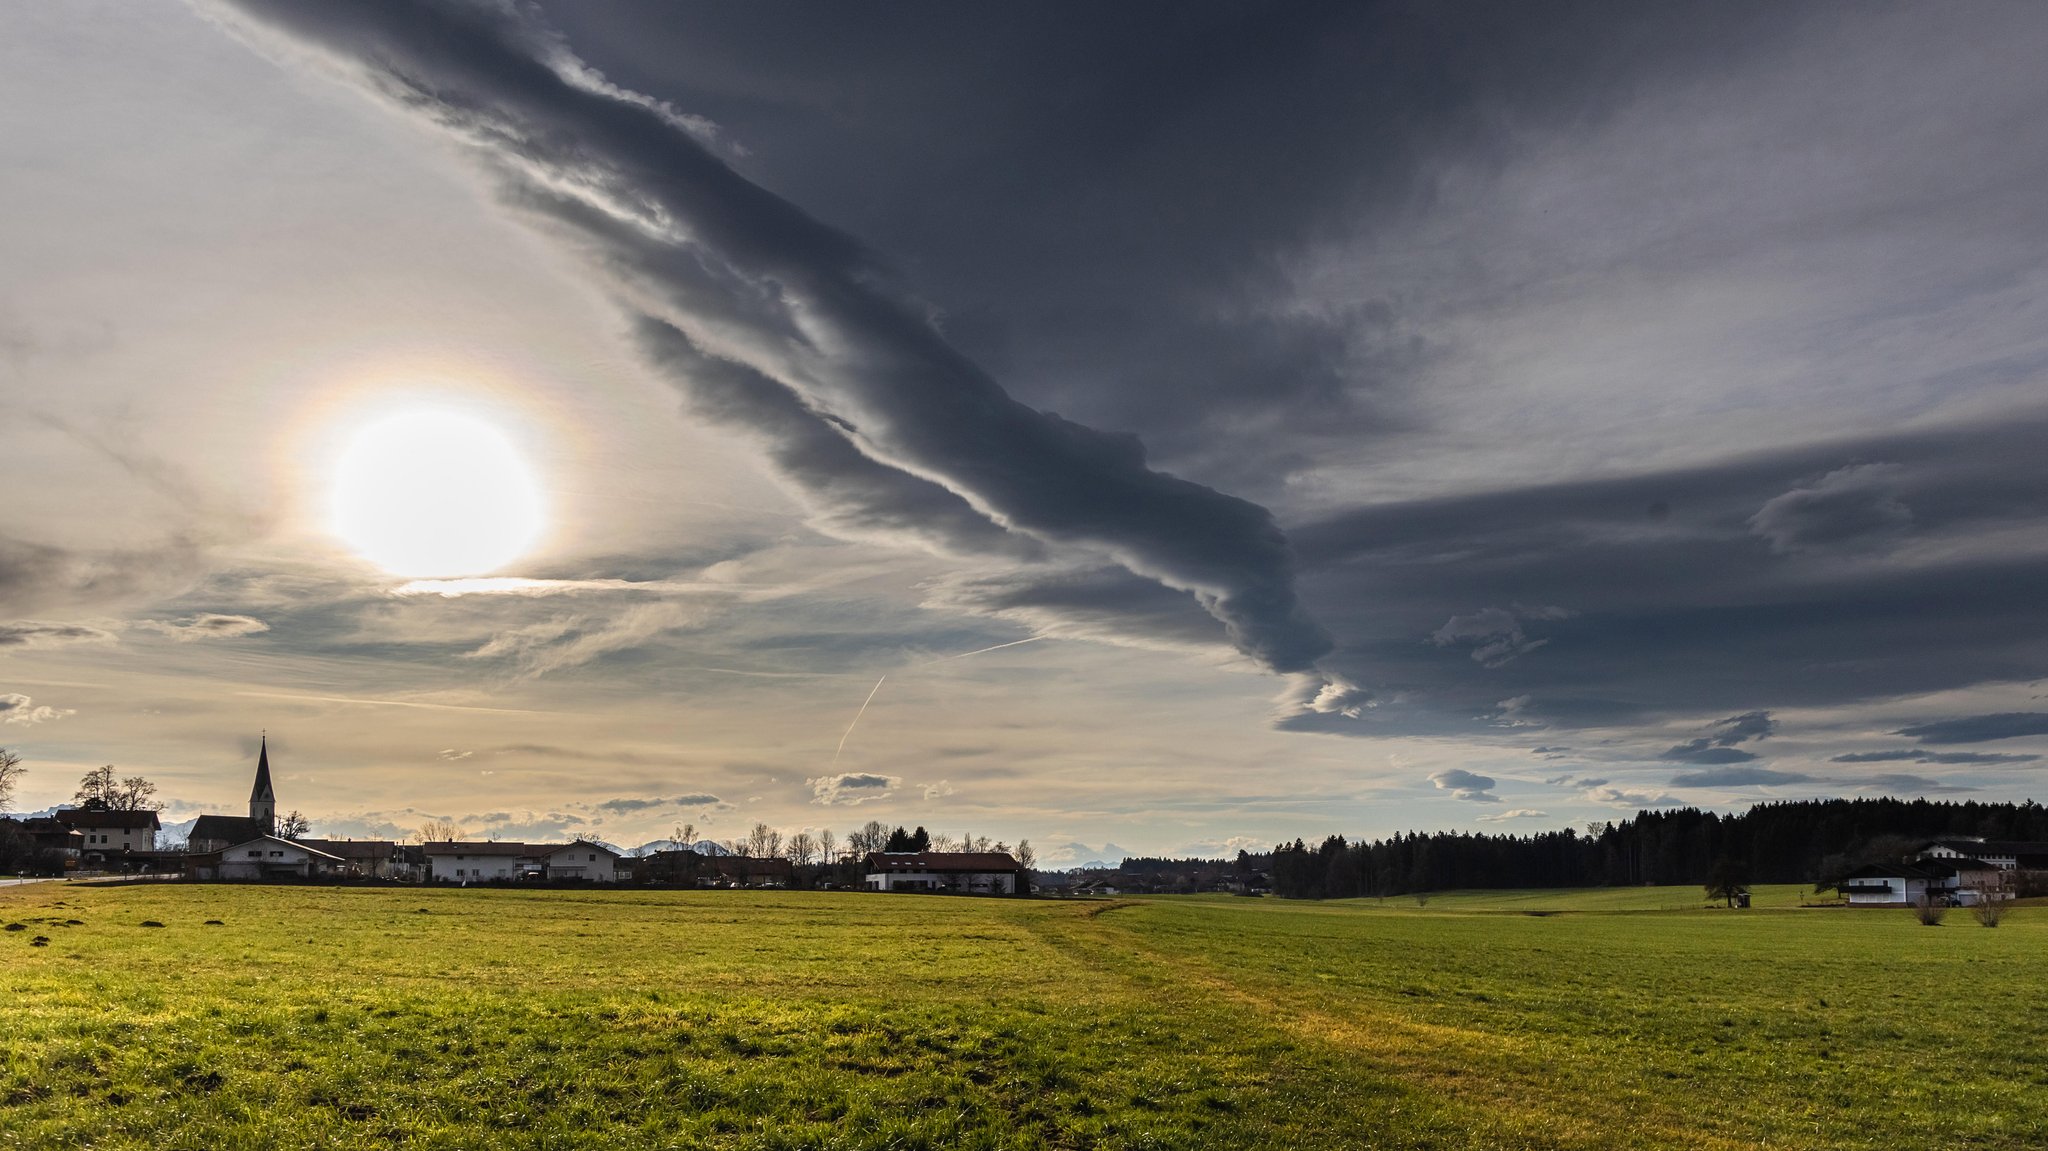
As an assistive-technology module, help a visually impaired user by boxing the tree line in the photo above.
[1263,797,2048,899]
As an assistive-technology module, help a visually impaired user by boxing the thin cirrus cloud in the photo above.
[210,0,1347,707]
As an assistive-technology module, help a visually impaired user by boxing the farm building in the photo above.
[638,849,790,886]
[424,841,532,883]
[864,851,1025,895]
[191,835,346,881]
[536,840,620,882]
[422,840,624,883]
[0,816,84,864]
[1915,838,2048,873]
[53,806,160,861]
[297,839,420,880]
[1838,858,2001,906]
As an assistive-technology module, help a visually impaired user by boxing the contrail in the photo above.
[830,635,1047,764]
[831,674,888,766]
[933,635,1047,662]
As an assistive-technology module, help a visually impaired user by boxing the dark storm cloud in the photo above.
[215,0,1340,689]
[1289,415,2048,731]
[923,566,1230,655]
[1863,774,1977,795]
[1666,766,1814,789]
[634,317,1040,560]
[1748,464,1912,554]
[532,2,1791,485]
[1661,711,1775,763]
[1830,750,2037,765]
[1895,713,2048,745]
[1661,746,1760,766]
[594,793,720,814]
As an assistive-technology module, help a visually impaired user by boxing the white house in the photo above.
[1837,859,1999,906]
[864,851,1024,895]
[54,807,160,859]
[423,841,531,883]
[209,835,345,881]
[535,840,620,882]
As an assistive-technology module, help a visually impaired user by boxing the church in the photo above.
[186,735,280,853]
[183,737,418,880]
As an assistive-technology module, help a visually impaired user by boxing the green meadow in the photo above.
[3,884,2044,1150]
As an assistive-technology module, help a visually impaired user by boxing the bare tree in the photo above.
[0,748,22,814]
[929,832,959,853]
[73,765,161,812]
[418,818,463,843]
[277,811,312,839]
[818,828,837,862]
[671,822,697,851]
[1014,839,1036,870]
[786,831,817,867]
[763,827,784,859]
[849,820,889,856]
[745,822,775,859]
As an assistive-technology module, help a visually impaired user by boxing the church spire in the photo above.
[249,732,276,834]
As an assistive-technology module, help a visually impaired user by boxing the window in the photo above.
[247,850,262,858]
[270,850,284,858]
[589,853,597,862]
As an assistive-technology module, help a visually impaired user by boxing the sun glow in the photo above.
[331,409,545,578]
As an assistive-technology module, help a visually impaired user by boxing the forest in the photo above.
[1262,797,2048,900]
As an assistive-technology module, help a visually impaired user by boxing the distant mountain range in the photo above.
[630,839,732,857]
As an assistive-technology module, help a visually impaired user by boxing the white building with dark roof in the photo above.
[864,851,1025,895]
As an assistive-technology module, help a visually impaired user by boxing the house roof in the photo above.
[864,851,1022,873]
[190,815,268,843]
[704,855,793,876]
[297,839,397,861]
[1841,860,1959,881]
[54,807,161,830]
[421,841,531,856]
[1923,838,2048,857]
[533,839,620,859]
[221,835,345,862]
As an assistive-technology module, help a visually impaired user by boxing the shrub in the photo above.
[1914,897,1946,926]
[1973,901,2004,928]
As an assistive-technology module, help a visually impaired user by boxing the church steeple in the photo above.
[249,733,276,835]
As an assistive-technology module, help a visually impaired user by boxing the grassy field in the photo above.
[3,884,2044,1149]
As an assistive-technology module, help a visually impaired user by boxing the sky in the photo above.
[3,1,2046,864]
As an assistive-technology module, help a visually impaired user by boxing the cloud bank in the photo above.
[212,0,1343,702]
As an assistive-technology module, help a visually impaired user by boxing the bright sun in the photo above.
[331,409,546,578]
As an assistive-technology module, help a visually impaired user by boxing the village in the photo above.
[0,742,1034,896]
[6,744,2047,907]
